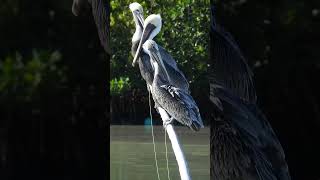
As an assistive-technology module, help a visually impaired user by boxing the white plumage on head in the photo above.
[129,2,143,13]
[144,14,161,29]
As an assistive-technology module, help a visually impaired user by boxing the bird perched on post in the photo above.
[209,6,291,180]
[129,6,190,93]
[129,2,144,57]
[143,39,204,131]
[129,3,154,91]
[72,0,110,54]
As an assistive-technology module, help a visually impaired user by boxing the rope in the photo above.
[149,89,161,180]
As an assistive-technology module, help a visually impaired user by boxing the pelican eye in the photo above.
[151,42,156,49]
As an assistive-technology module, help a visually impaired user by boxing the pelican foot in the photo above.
[163,117,174,129]
[154,102,160,111]
[155,107,160,114]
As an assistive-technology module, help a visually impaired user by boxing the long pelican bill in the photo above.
[132,23,157,67]
[151,48,171,83]
[133,10,144,28]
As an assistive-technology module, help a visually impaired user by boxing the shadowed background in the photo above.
[211,1,320,179]
[0,1,108,179]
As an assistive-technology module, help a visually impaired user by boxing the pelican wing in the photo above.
[212,88,291,180]
[211,124,277,180]
[211,101,291,179]
[91,0,110,54]
[232,105,291,180]
[72,0,110,54]
[246,105,291,180]
[161,85,194,105]
[159,45,190,90]
[161,85,203,127]
[158,45,178,69]
[210,6,290,179]
[209,6,256,104]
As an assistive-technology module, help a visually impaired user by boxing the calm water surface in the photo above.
[110,125,210,180]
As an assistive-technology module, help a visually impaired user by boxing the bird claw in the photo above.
[163,117,174,129]
[154,102,160,110]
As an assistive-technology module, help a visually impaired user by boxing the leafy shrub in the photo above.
[0,49,66,101]
[110,77,131,96]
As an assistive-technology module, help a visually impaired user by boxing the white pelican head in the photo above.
[132,14,162,67]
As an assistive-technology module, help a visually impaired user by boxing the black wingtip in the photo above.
[190,123,200,131]
[190,121,203,131]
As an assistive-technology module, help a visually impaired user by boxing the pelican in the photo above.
[129,9,190,92]
[209,6,291,179]
[129,3,153,91]
[129,2,144,57]
[143,40,204,131]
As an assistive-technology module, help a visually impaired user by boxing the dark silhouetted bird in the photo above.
[72,0,110,54]
[209,6,291,180]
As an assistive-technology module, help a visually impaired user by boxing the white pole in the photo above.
[157,107,191,180]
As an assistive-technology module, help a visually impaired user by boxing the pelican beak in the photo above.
[132,23,156,67]
[151,48,171,82]
[133,10,144,28]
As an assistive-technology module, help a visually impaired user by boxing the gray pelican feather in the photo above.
[209,6,256,104]
[129,9,189,92]
[143,40,204,131]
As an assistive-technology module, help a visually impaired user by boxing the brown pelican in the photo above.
[209,6,291,180]
[72,0,110,54]
[143,40,204,131]
[129,2,144,57]
[129,3,153,91]
[130,12,190,92]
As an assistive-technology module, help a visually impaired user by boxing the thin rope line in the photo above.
[149,89,161,180]
[164,128,171,180]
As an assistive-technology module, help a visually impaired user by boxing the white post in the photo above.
[157,107,191,180]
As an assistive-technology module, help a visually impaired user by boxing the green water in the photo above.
[110,125,210,180]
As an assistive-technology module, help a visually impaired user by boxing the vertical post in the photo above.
[157,107,191,180]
